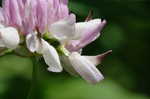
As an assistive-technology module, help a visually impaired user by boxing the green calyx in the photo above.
[43,32,70,56]
[57,45,70,56]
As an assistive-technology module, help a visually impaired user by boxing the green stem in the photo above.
[27,56,39,99]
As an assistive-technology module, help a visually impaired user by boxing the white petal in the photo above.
[49,14,76,42]
[26,32,39,52]
[75,19,101,39]
[69,52,104,84]
[26,33,62,72]
[0,27,20,49]
[41,40,63,72]
[61,55,78,76]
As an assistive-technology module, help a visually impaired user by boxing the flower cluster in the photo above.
[0,0,112,84]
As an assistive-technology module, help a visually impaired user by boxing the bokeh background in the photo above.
[0,0,150,99]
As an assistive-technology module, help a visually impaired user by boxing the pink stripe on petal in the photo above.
[36,0,48,33]
[3,0,22,27]
[16,0,26,17]
[21,0,37,34]
[3,0,11,25]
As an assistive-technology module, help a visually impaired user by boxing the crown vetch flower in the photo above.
[0,0,111,84]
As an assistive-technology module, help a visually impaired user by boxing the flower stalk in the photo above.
[27,56,40,99]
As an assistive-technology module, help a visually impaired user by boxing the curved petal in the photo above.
[49,14,76,42]
[79,20,106,44]
[69,52,104,84]
[66,19,107,52]
[26,33,63,72]
[0,27,20,49]
[26,32,39,52]
[74,19,101,39]
[40,40,63,72]
[84,50,112,66]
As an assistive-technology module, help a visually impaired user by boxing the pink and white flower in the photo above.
[0,0,112,84]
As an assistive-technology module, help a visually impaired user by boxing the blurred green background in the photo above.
[0,0,150,99]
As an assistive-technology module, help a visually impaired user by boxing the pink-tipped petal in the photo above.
[84,50,112,66]
[66,19,107,52]
[69,52,104,84]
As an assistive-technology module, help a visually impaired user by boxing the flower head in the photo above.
[0,0,111,84]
